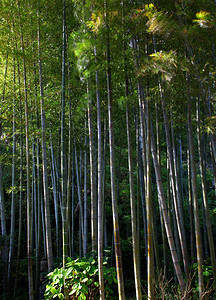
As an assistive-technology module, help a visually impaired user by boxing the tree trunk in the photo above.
[61,0,68,267]
[187,96,203,297]
[170,112,189,277]
[8,57,16,281]
[210,142,216,196]
[66,78,72,258]
[145,97,154,299]
[50,138,60,256]
[32,142,38,259]
[17,0,34,297]
[150,122,186,294]
[138,132,147,257]
[187,147,195,262]
[36,140,42,296]
[126,93,142,298]
[96,62,105,299]
[87,84,97,254]
[14,67,24,294]
[38,3,53,271]
[83,116,88,257]
[105,1,125,297]
[156,101,168,277]
[75,145,84,249]
[0,164,7,292]
[197,99,216,287]
[160,84,189,278]
[71,145,75,257]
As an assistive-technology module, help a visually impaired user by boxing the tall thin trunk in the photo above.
[8,57,16,281]
[71,145,75,257]
[96,60,105,298]
[32,61,39,262]
[32,142,37,257]
[132,38,148,262]
[105,1,125,297]
[67,63,72,257]
[32,62,41,294]
[178,136,184,203]
[209,141,216,196]
[187,147,195,262]
[170,112,189,277]
[124,75,141,298]
[53,148,63,221]
[126,101,142,299]
[210,136,216,165]
[122,5,142,294]
[138,133,147,256]
[135,113,140,252]
[152,180,160,273]
[83,116,88,257]
[197,99,216,287]
[87,84,97,253]
[156,101,167,277]
[206,91,216,164]
[0,164,7,292]
[102,119,107,250]
[132,39,147,191]
[66,125,72,250]
[38,4,53,271]
[160,85,189,278]
[94,35,104,295]
[75,145,84,248]
[17,1,34,297]
[141,90,160,273]
[187,96,203,297]
[14,64,23,294]
[145,98,154,299]
[50,138,59,256]
[61,0,68,267]
[41,190,47,257]
[138,85,147,191]
[36,140,42,296]
[150,122,186,294]
[0,53,8,293]
[210,142,216,195]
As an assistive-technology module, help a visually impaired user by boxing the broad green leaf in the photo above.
[50,287,57,294]
[81,284,88,294]
[87,279,92,285]
[58,293,64,299]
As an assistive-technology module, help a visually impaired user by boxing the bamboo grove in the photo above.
[0,0,216,299]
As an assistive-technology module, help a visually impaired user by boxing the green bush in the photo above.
[44,256,117,299]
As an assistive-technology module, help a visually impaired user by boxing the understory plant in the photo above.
[44,256,117,299]
[143,269,216,300]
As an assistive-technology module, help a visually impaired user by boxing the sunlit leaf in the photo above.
[193,10,212,28]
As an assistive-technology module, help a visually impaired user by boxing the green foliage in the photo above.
[86,12,104,33]
[44,256,117,300]
[192,260,213,288]
[193,11,212,28]
[139,50,182,82]
[1,0,216,299]
[146,9,179,36]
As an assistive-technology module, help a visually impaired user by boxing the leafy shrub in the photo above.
[44,256,117,299]
[192,260,214,296]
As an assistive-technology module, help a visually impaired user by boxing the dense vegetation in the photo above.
[0,0,216,299]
